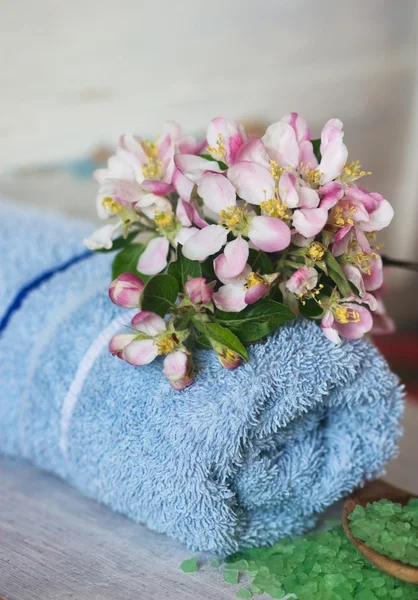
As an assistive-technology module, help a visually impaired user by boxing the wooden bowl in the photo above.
[342,479,418,584]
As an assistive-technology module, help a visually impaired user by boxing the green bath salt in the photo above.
[348,498,418,567]
[181,524,418,599]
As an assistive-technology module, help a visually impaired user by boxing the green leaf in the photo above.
[111,243,149,281]
[95,230,139,253]
[215,299,295,343]
[194,320,248,360]
[167,245,202,289]
[248,249,274,274]
[311,138,321,163]
[141,274,179,317]
[324,251,351,297]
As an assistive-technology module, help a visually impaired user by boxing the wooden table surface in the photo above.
[0,401,417,600]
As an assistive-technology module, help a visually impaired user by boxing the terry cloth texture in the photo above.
[0,201,404,554]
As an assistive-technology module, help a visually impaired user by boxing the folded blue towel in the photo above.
[0,200,404,554]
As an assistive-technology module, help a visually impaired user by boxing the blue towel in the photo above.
[0,200,404,554]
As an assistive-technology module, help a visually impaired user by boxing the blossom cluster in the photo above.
[84,115,395,390]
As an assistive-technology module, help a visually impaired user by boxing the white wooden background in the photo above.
[0,0,417,317]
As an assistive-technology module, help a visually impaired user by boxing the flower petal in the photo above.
[223,236,249,278]
[174,154,224,183]
[363,255,383,291]
[319,181,345,210]
[136,236,169,275]
[109,333,137,358]
[213,284,247,312]
[123,338,159,366]
[321,310,341,344]
[235,138,270,169]
[228,161,275,205]
[172,168,194,201]
[282,112,311,143]
[248,216,291,252]
[262,121,300,169]
[182,224,228,261]
[141,180,174,196]
[131,311,167,336]
[245,283,268,304]
[214,256,251,285]
[279,172,300,208]
[292,207,328,238]
[360,198,394,232]
[174,226,199,246]
[198,173,236,214]
[83,223,122,251]
[298,185,320,208]
[319,119,348,183]
[342,264,366,297]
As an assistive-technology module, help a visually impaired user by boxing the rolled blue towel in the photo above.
[0,200,404,554]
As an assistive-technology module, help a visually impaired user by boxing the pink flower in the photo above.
[206,117,247,165]
[162,350,194,390]
[108,273,145,308]
[262,113,315,170]
[185,277,214,304]
[321,293,377,344]
[122,312,168,366]
[286,267,318,296]
[213,265,276,312]
[262,114,348,185]
[181,171,291,266]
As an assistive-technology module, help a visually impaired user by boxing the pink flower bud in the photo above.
[109,333,137,359]
[163,351,194,391]
[218,348,242,370]
[185,277,214,305]
[210,341,242,370]
[109,273,145,308]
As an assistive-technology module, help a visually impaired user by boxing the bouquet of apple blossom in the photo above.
[84,115,395,390]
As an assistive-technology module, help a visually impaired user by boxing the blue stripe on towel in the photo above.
[0,251,91,335]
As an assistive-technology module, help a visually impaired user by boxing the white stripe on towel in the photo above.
[59,309,137,460]
[19,279,109,456]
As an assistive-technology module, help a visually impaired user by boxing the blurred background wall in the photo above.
[0,0,417,326]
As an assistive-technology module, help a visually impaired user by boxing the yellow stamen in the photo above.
[270,160,285,180]
[307,242,325,262]
[246,272,264,288]
[343,160,372,181]
[156,336,176,355]
[260,198,290,220]
[219,205,247,229]
[101,197,122,214]
[154,211,174,228]
[333,305,360,324]
[300,162,322,186]
[333,203,357,228]
[141,139,162,179]
[206,133,226,160]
